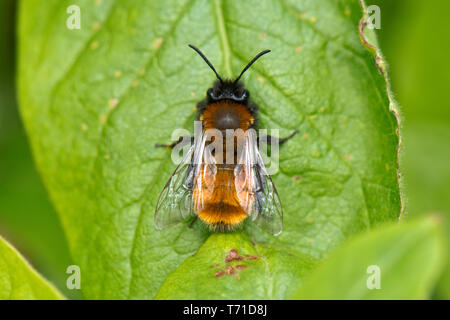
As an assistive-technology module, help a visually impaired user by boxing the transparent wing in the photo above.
[192,135,217,214]
[235,129,283,236]
[154,134,207,229]
[251,167,283,236]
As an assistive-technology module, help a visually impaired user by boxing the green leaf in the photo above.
[18,0,401,298]
[403,124,450,298]
[371,0,450,299]
[292,216,447,299]
[0,0,74,297]
[155,233,317,299]
[0,236,64,299]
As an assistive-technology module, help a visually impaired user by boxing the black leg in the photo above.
[155,135,193,149]
[259,129,298,146]
[188,216,198,228]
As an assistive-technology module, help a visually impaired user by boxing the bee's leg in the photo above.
[259,129,298,146]
[155,136,193,149]
[188,215,198,228]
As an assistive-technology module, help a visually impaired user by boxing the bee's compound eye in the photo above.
[232,90,240,99]
[208,88,220,100]
[233,89,248,101]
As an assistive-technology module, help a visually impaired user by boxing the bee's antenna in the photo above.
[188,44,223,83]
[234,49,271,84]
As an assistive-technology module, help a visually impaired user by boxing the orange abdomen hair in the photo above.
[193,165,248,231]
[194,100,254,231]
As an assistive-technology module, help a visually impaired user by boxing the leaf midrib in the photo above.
[213,0,232,78]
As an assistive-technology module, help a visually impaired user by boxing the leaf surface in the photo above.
[292,216,447,299]
[18,0,401,298]
[0,236,64,299]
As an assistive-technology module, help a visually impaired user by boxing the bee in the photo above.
[154,45,297,235]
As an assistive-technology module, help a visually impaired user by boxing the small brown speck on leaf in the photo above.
[90,41,99,50]
[244,254,259,260]
[131,79,139,88]
[225,266,235,275]
[225,249,243,263]
[108,98,119,109]
[92,22,101,30]
[236,265,247,270]
[153,37,164,50]
[214,270,225,278]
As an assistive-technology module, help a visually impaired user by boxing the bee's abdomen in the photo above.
[197,202,247,231]
[194,166,248,231]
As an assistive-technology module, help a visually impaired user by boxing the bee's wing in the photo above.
[251,166,283,236]
[154,134,207,229]
[235,130,283,236]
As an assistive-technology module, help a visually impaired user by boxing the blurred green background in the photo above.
[371,0,450,298]
[0,0,449,298]
[0,0,76,298]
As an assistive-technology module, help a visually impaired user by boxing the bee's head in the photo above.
[207,80,249,103]
[189,44,270,104]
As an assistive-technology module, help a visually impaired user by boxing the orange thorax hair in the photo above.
[200,100,254,131]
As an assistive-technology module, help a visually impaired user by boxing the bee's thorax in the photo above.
[200,100,254,131]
